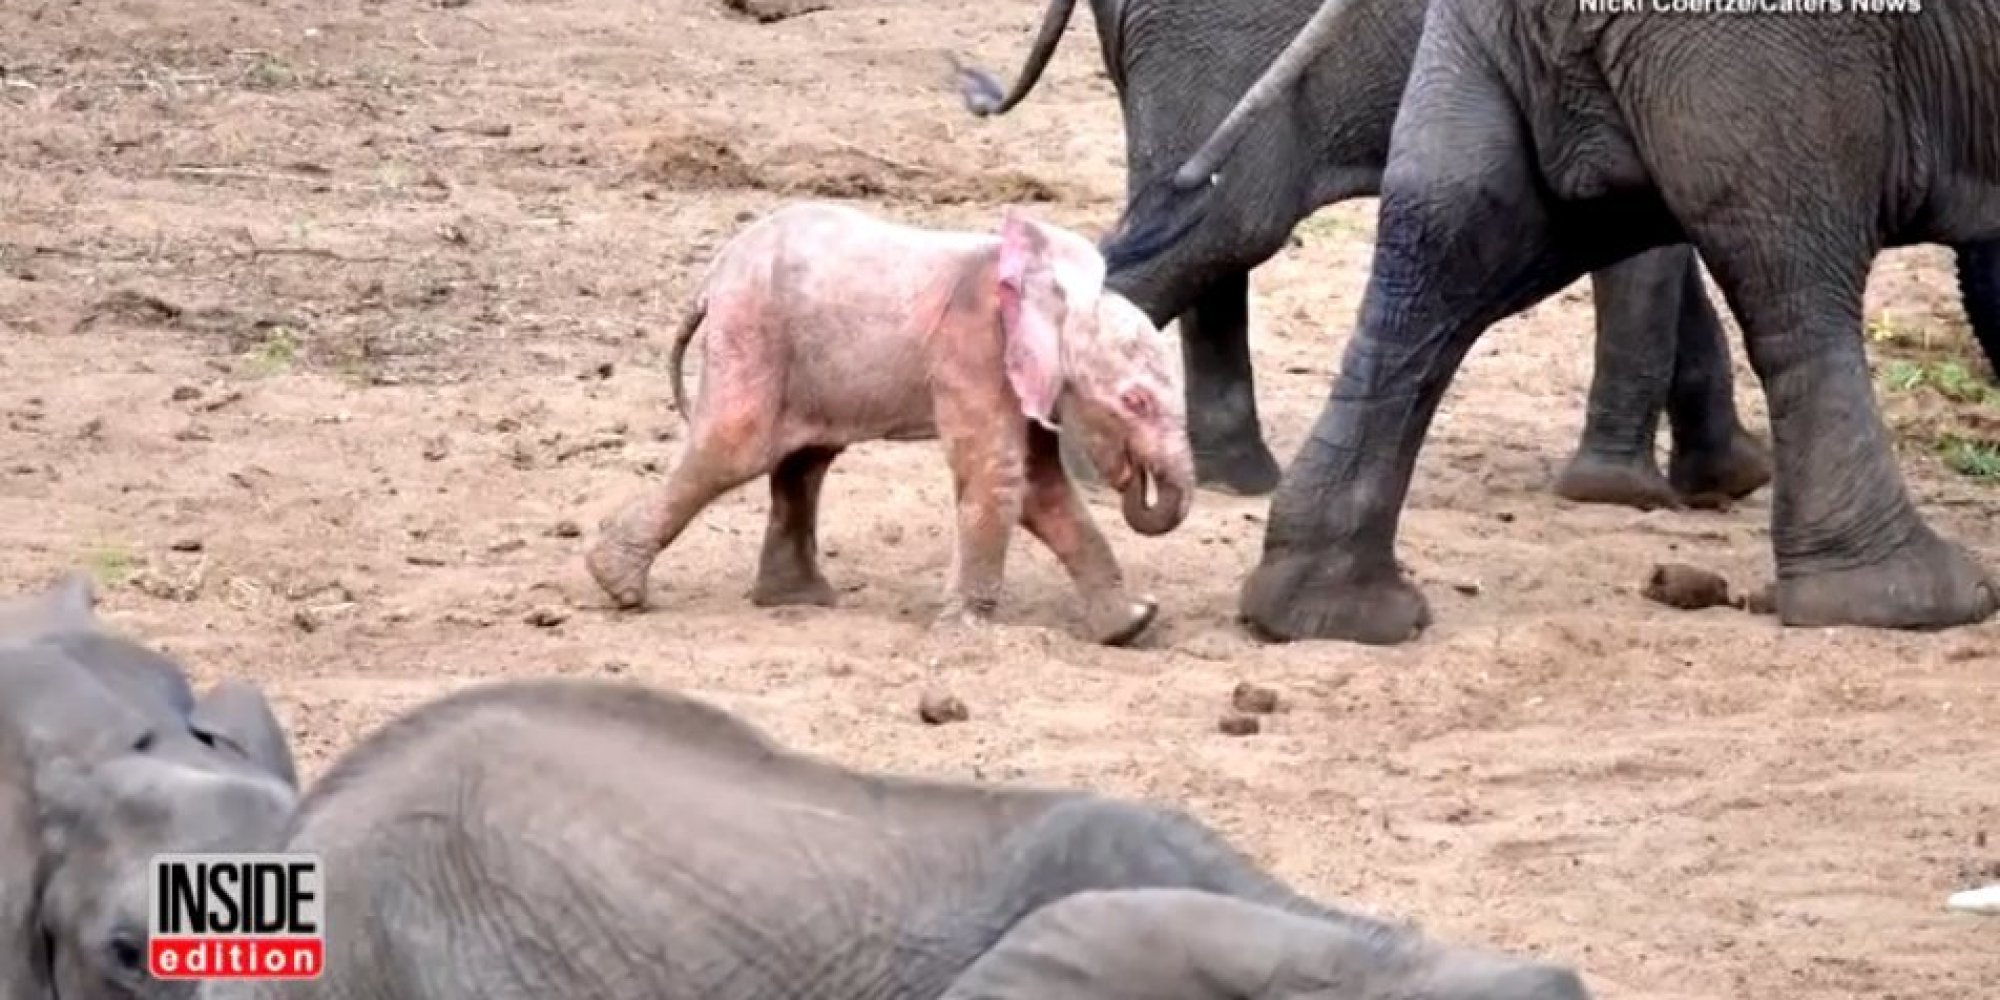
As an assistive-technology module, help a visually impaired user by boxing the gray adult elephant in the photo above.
[951,0,1785,509]
[1106,0,2000,641]
[0,573,300,999]
[207,677,1591,1000]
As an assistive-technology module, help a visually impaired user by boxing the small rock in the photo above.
[169,538,204,552]
[550,519,582,538]
[291,609,320,633]
[918,691,969,725]
[1641,563,1733,611]
[1230,681,1280,715]
[422,436,450,461]
[1451,579,1481,596]
[594,362,614,379]
[1217,713,1261,737]
[77,417,104,440]
[524,608,568,628]
[170,385,201,402]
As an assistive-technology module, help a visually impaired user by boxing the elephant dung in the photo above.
[918,691,969,725]
[1229,681,1280,715]
[1641,563,1733,611]
[1217,713,1260,737]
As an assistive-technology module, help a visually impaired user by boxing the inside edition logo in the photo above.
[148,853,325,980]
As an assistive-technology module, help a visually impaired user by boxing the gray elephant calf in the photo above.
[0,573,300,1000]
[586,200,1197,645]
[216,677,1590,1000]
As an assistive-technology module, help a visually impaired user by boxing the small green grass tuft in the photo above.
[243,324,302,377]
[1939,435,2000,481]
[83,544,139,587]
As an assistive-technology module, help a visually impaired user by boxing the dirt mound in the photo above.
[634,130,760,191]
[717,0,830,23]
[632,123,1063,206]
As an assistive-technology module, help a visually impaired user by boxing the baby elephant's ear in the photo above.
[996,208,1067,427]
[190,680,299,791]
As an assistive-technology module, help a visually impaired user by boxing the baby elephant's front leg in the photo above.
[1021,426,1158,646]
[938,427,1027,630]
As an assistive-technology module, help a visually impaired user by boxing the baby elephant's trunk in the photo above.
[1121,467,1190,536]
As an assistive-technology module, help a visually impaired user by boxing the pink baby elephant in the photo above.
[584,200,1196,645]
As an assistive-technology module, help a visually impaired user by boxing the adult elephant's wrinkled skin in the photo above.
[1108,0,2000,642]
[206,677,1594,1000]
[955,0,1999,506]
[952,0,1787,508]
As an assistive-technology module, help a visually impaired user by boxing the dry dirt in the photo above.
[3,2,1998,997]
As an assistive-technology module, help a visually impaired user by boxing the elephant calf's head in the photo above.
[993,208,1195,536]
[34,747,299,1000]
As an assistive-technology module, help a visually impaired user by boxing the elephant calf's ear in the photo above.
[190,680,300,791]
[996,208,1065,428]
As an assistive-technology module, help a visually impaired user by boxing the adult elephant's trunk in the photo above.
[949,0,1080,117]
[1121,464,1192,536]
[1171,0,1358,189]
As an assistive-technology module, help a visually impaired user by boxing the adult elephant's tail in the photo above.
[948,0,1081,117]
[1953,241,2000,382]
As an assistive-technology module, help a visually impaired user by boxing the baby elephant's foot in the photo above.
[1083,595,1158,647]
[933,597,998,634]
[584,535,658,609]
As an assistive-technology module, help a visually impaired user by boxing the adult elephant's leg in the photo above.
[1701,240,1992,627]
[1552,248,1683,510]
[1177,271,1282,495]
[1238,49,1599,644]
[1662,254,1772,506]
[1059,271,1280,496]
[1628,39,1996,629]
[1953,239,2000,380]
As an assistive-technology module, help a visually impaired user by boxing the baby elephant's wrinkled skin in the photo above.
[206,677,1595,1000]
[585,200,1195,645]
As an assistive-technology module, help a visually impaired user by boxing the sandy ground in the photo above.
[3,1,1998,997]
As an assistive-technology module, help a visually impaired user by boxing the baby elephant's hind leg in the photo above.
[752,445,843,607]
[1021,427,1158,646]
[586,414,777,609]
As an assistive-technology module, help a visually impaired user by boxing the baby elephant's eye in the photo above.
[107,931,146,973]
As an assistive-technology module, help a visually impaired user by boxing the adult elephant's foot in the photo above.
[1668,426,1772,509]
[1082,595,1158,647]
[1192,440,1282,497]
[749,571,837,608]
[1551,450,1680,511]
[1778,529,1998,629]
[584,536,656,609]
[1237,549,1431,644]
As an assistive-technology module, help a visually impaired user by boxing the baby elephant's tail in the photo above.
[667,296,709,421]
